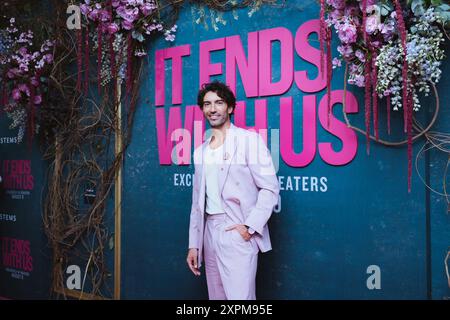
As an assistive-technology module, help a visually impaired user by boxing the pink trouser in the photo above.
[203,213,259,300]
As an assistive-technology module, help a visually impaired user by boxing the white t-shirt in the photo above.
[204,143,225,214]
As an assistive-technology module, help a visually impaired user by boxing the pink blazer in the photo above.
[188,123,280,267]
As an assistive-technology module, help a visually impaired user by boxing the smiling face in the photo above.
[201,91,233,129]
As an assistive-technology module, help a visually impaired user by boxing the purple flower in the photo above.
[380,23,394,41]
[328,9,344,25]
[355,50,365,62]
[118,7,139,22]
[12,88,22,101]
[19,63,29,73]
[345,5,359,17]
[337,22,357,44]
[337,45,354,59]
[7,68,20,79]
[122,20,134,30]
[88,9,100,21]
[99,10,111,22]
[33,95,42,105]
[371,41,381,48]
[326,0,345,10]
[107,23,120,34]
[349,74,365,87]
[365,15,379,34]
[44,53,53,63]
[141,3,155,16]
[30,76,39,87]
[165,34,175,42]
[332,58,342,68]
[112,0,120,8]
[18,46,28,56]
[18,83,31,96]
[80,4,90,15]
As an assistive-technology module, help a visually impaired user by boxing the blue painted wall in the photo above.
[121,1,449,299]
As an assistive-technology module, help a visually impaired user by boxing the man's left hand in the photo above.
[225,224,253,241]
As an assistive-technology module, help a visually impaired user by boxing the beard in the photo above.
[207,114,229,128]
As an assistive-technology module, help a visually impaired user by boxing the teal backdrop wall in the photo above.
[0,0,449,299]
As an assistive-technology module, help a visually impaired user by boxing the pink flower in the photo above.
[337,22,357,44]
[107,23,120,34]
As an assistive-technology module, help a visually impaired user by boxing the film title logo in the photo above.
[1,160,34,200]
[1,237,33,280]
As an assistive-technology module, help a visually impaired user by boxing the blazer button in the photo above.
[220,167,224,171]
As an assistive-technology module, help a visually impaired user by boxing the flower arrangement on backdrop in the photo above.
[319,0,449,192]
[76,0,179,102]
[76,0,270,106]
[0,16,54,148]
[0,0,271,299]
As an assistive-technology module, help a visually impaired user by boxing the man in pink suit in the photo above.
[186,81,280,300]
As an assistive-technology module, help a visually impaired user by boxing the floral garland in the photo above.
[77,0,177,105]
[0,17,54,148]
[320,0,449,192]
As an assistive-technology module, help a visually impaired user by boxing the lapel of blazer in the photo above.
[218,123,238,195]
[197,135,212,210]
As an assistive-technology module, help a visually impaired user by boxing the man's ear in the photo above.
[228,106,234,114]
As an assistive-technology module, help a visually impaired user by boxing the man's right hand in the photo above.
[186,248,201,276]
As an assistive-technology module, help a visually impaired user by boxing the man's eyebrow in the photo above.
[203,99,224,103]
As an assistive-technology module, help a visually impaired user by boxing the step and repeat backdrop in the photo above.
[0,0,449,299]
[121,1,450,299]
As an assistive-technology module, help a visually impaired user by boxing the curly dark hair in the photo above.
[197,80,236,115]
